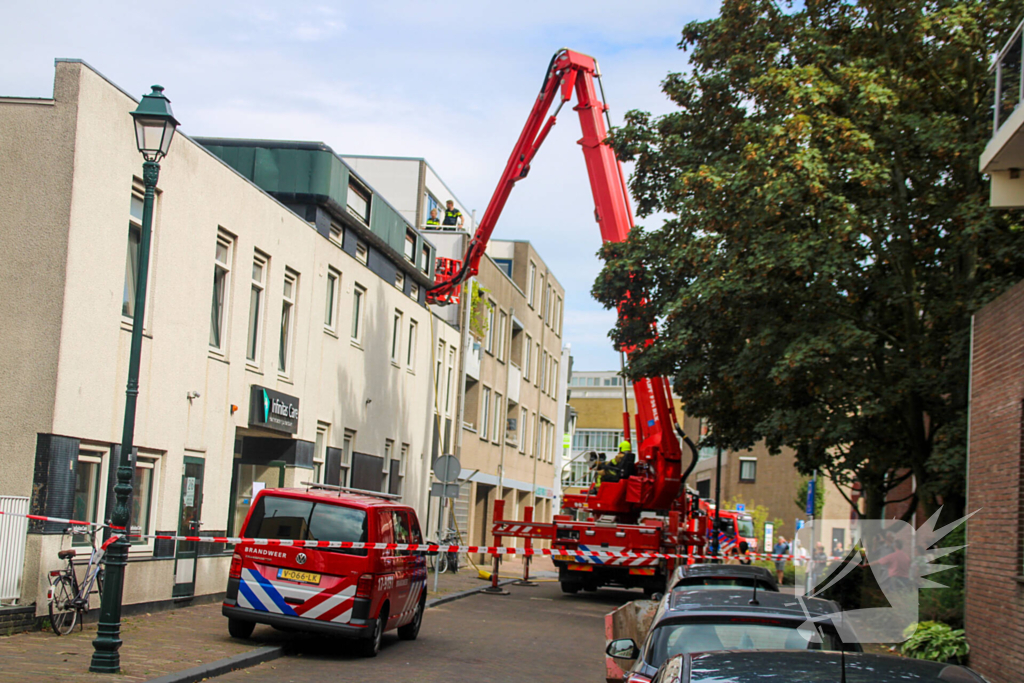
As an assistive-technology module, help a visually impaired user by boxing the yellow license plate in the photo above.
[554,555,574,562]
[629,568,655,576]
[568,563,594,572]
[278,568,321,585]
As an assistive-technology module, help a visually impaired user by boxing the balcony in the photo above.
[507,362,522,405]
[981,18,1024,207]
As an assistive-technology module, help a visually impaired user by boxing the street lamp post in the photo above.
[90,85,178,674]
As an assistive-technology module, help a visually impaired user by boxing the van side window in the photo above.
[406,512,422,544]
[378,509,395,556]
[392,510,411,557]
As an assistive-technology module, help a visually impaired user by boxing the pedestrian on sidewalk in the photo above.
[773,536,790,585]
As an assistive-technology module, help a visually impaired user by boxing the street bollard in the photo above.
[513,506,538,587]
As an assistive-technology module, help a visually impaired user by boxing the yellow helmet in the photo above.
[619,439,631,453]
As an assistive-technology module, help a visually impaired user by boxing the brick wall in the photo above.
[966,279,1024,683]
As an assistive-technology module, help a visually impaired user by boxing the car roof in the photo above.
[676,564,775,581]
[665,588,838,619]
[684,651,985,682]
[258,487,413,512]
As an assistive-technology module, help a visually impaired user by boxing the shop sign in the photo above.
[249,385,300,434]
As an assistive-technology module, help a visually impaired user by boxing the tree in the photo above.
[595,0,1024,523]
[795,477,825,519]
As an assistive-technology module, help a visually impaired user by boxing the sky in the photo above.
[0,0,721,371]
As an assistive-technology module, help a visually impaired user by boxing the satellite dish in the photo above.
[433,455,461,484]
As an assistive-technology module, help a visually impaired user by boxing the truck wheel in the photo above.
[227,618,255,639]
[561,582,580,594]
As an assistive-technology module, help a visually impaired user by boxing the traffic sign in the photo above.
[430,482,461,498]
[805,478,816,516]
[433,455,461,484]
[735,503,745,512]
[796,519,805,531]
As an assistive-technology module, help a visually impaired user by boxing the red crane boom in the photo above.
[428,48,691,517]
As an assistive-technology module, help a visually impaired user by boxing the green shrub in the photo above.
[918,525,965,629]
[900,621,969,664]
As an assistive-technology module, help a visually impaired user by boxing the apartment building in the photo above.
[0,60,451,612]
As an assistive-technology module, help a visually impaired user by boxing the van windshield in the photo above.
[244,495,368,556]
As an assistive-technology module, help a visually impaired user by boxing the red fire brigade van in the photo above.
[222,485,427,657]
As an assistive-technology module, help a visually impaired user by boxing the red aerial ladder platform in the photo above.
[426,49,707,594]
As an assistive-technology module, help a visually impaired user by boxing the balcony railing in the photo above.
[993,18,1024,136]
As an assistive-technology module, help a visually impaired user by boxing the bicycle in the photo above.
[428,527,461,575]
[48,525,108,635]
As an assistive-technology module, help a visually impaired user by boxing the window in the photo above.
[393,444,408,498]
[351,284,365,342]
[535,342,541,383]
[341,429,355,487]
[131,456,156,542]
[410,282,420,301]
[493,393,503,444]
[555,296,562,336]
[73,451,103,545]
[314,423,329,484]
[435,341,445,398]
[551,359,559,396]
[395,270,405,291]
[485,301,496,354]
[329,221,343,246]
[347,179,371,225]
[391,310,403,364]
[538,274,545,316]
[572,429,623,452]
[209,232,232,350]
[325,267,340,331]
[424,192,442,225]
[739,458,757,482]
[383,440,394,492]
[407,320,418,370]
[279,270,297,375]
[528,261,537,307]
[545,283,552,326]
[541,350,548,390]
[446,347,456,413]
[420,245,430,273]
[496,311,507,361]
[356,241,368,265]
[122,193,145,320]
[480,387,491,441]
[524,334,532,377]
[247,253,267,363]
[519,407,528,453]
[494,258,513,278]
[404,230,416,261]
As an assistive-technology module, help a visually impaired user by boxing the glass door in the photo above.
[173,457,205,599]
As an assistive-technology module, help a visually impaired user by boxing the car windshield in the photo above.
[244,495,369,556]
[675,578,763,590]
[646,618,842,669]
[736,517,755,538]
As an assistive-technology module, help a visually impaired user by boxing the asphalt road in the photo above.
[216,581,640,683]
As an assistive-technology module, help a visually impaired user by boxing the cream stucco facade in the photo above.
[0,60,453,612]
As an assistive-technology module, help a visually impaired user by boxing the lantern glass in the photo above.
[134,115,174,161]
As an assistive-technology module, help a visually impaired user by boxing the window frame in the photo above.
[445,347,456,414]
[329,220,343,247]
[407,319,418,371]
[480,386,492,441]
[391,310,403,365]
[523,334,532,377]
[347,178,371,225]
[209,231,234,353]
[325,267,340,333]
[493,392,503,445]
[72,449,106,546]
[404,230,416,262]
[279,269,298,377]
[351,284,366,345]
[739,458,757,483]
[130,454,158,550]
[122,189,149,326]
[484,300,496,355]
[246,251,268,365]
[395,270,405,291]
[341,429,355,487]
[383,439,394,492]
[355,241,368,265]
[496,311,507,362]
[314,422,330,485]
[519,407,528,453]
[528,261,537,308]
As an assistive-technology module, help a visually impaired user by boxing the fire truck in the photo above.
[425,49,709,595]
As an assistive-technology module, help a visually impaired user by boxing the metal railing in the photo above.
[993,18,1024,135]
[0,496,29,604]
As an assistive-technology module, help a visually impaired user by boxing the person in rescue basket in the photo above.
[442,200,463,229]
[426,208,441,226]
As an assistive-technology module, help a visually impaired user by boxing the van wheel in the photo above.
[227,618,255,639]
[358,612,386,657]
[398,598,424,641]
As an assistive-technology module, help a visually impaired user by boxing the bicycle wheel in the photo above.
[436,551,449,575]
[49,575,78,636]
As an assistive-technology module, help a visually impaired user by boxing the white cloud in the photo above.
[0,0,719,368]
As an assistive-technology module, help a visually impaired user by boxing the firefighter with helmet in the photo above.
[597,439,633,484]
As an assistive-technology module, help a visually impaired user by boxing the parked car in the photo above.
[605,589,859,682]
[222,485,427,657]
[649,651,987,683]
[668,563,778,593]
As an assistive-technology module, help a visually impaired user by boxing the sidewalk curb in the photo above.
[426,578,516,608]
[145,645,284,683]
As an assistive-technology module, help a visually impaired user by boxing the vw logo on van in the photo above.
[295,552,307,565]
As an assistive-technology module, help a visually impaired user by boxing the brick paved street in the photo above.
[215,581,635,683]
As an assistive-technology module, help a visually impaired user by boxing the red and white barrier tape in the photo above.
[1,509,830,562]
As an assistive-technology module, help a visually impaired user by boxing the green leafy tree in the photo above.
[795,477,826,518]
[595,0,1024,523]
